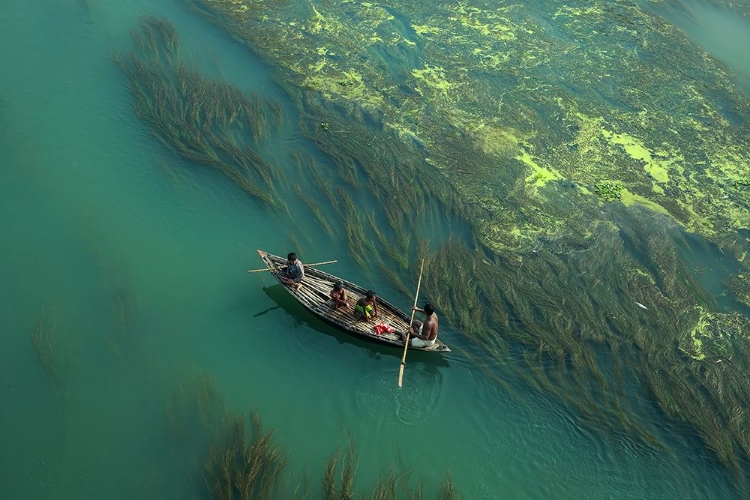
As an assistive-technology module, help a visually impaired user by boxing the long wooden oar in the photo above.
[398,258,425,388]
[247,260,337,273]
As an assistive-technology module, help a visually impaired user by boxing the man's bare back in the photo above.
[403,303,438,346]
[420,311,438,341]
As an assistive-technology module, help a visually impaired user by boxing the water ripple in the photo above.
[355,366,442,425]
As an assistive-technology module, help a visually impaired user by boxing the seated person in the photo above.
[354,290,378,321]
[330,281,347,310]
[401,303,438,348]
[280,252,304,290]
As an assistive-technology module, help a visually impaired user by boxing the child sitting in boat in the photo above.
[355,290,378,321]
[330,281,347,310]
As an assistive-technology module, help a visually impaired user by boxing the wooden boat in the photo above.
[256,250,450,353]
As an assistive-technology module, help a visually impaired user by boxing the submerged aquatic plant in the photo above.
[323,433,461,500]
[203,412,287,500]
[30,306,75,385]
[164,372,464,499]
[31,307,62,383]
[323,433,357,500]
[115,17,285,208]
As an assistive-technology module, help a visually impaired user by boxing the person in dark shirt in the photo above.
[280,252,304,290]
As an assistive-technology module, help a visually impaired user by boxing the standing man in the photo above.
[403,303,438,347]
[280,252,304,290]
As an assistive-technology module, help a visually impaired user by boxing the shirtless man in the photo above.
[403,303,438,347]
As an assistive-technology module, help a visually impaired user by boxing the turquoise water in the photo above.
[0,0,747,498]
[644,0,750,97]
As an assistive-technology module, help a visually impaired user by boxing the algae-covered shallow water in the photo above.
[1,0,749,498]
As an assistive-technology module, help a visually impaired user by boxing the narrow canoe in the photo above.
[257,250,450,353]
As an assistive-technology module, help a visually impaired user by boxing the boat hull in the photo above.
[256,250,450,353]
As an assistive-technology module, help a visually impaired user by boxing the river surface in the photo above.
[1,0,748,498]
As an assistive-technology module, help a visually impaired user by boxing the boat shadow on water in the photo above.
[259,284,450,367]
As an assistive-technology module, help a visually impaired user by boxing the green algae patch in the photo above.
[672,195,718,237]
[357,3,395,26]
[518,151,564,190]
[478,220,546,254]
[472,124,522,157]
[411,65,453,95]
[727,273,750,309]
[620,188,673,218]
[411,23,442,36]
[308,5,340,34]
[449,4,517,41]
[680,308,746,361]
[206,0,250,14]
[385,122,424,147]
[683,309,710,361]
[601,129,671,183]
[553,5,605,20]
[707,151,750,189]
[470,47,511,71]
[302,69,384,109]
